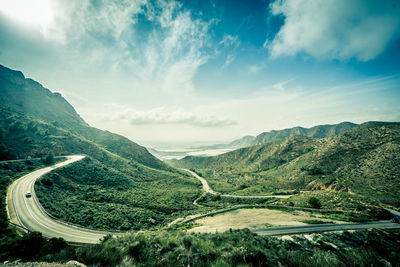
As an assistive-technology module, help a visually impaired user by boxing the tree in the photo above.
[308,197,322,209]
[18,231,46,260]
[43,151,55,165]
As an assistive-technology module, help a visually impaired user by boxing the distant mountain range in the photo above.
[193,122,358,151]
[250,122,358,145]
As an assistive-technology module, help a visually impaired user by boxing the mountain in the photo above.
[0,64,200,230]
[189,135,256,150]
[251,122,358,145]
[0,64,166,169]
[189,122,356,151]
[228,135,256,148]
[171,122,400,207]
[0,65,87,128]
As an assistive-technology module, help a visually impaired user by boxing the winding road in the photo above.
[5,157,400,244]
[184,169,292,199]
[253,221,400,236]
[6,155,122,244]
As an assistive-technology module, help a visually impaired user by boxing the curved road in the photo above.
[184,169,292,199]
[7,155,122,244]
[6,157,399,244]
[253,221,400,236]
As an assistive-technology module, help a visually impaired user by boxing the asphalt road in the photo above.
[184,169,291,199]
[6,157,399,244]
[8,155,121,244]
[253,221,400,236]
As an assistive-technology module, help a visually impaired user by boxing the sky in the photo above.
[0,0,400,147]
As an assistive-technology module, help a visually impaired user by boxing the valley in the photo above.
[1,64,399,265]
[2,0,400,265]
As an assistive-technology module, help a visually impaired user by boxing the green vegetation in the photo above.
[172,122,400,212]
[42,151,55,165]
[301,220,334,224]
[308,197,322,209]
[280,191,392,222]
[0,65,207,231]
[195,193,276,209]
[34,229,400,266]
[251,121,357,145]
[0,158,65,261]
[35,157,201,230]
[1,64,400,265]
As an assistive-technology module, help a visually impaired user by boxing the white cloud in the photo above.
[248,62,266,74]
[46,0,146,43]
[262,39,269,49]
[32,0,212,95]
[217,34,239,69]
[101,105,236,127]
[269,0,400,61]
[222,54,235,68]
[219,34,239,48]
[141,1,213,94]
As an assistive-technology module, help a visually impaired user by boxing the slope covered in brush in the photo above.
[251,122,357,145]
[0,64,168,169]
[0,64,201,230]
[172,122,400,206]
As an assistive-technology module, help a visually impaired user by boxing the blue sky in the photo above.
[0,0,400,146]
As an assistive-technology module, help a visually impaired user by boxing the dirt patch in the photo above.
[188,208,343,233]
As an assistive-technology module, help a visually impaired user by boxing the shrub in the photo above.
[307,166,325,175]
[41,177,53,186]
[308,197,322,209]
[42,151,55,165]
[18,231,46,260]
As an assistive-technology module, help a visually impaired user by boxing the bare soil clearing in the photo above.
[188,208,344,233]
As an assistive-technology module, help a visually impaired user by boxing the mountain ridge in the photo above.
[250,121,358,145]
[195,122,358,150]
[0,64,166,169]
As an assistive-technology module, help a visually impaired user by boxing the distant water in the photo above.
[154,148,233,161]
[187,148,233,156]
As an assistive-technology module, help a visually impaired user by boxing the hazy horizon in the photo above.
[1,0,399,144]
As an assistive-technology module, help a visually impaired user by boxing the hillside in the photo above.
[0,64,165,169]
[189,122,356,151]
[0,64,201,230]
[172,122,400,207]
[229,135,256,148]
[0,65,87,129]
[251,122,357,145]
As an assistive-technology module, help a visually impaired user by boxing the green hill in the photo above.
[0,64,166,169]
[172,122,400,207]
[0,64,201,230]
[251,122,357,145]
[0,65,87,128]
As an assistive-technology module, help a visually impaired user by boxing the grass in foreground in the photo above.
[38,228,400,266]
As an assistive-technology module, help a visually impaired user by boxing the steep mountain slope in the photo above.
[251,122,357,145]
[0,64,201,230]
[0,65,87,128]
[174,135,318,172]
[172,122,400,206]
[228,135,256,148]
[0,64,165,169]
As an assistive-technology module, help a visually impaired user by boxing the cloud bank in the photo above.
[268,0,400,61]
[102,106,236,127]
